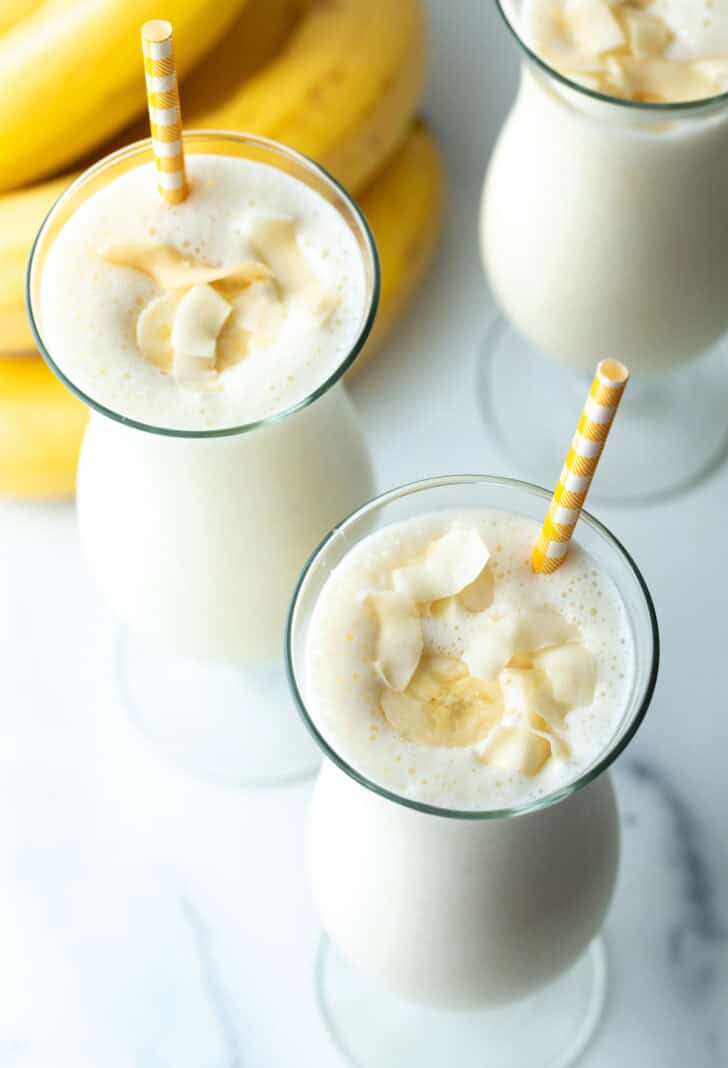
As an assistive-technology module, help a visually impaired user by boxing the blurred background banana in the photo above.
[0,0,444,497]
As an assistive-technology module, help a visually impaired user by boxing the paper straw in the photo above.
[532,359,630,575]
[141,20,188,205]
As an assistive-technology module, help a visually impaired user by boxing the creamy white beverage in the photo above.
[290,486,654,1009]
[40,154,367,431]
[306,510,633,810]
[31,136,376,664]
[482,0,728,376]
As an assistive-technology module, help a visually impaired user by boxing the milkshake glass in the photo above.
[27,131,379,787]
[287,475,658,1067]
[480,0,728,500]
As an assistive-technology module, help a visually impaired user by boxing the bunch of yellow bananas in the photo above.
[0,0,444,497]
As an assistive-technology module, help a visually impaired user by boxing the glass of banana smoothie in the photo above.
[28,131,379,787]
[480,0,728,500]
[287,475,658,1067]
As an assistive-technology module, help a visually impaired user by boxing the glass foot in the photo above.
[477,315,728,503]
[316,936,607,1068]
[115,627,320,788]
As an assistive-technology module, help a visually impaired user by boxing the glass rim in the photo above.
[26,129,381,440]
[285,474,660,822]
[494,0,728,115]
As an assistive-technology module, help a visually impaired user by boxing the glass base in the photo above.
[316,936,607,1068]
[477,316,728,503]
[115,627,320,788]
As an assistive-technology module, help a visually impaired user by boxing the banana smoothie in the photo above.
[289,479,656,1009]
[306,510,634,809]
[30,135,377,665]
[40,153,367,431]
[482,0,728,377]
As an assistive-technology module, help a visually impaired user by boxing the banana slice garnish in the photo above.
[100,218,337,390]
[380,656,501,748]
[392,527,490,605]
[368,591,423,693]
[366,527,598,779]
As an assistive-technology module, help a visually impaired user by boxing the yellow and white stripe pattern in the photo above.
[141,20,188,205]
[532,359,629,575]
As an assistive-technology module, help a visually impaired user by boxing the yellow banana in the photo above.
[0,0,299,353]
[0,0,250,192]
[182,0,428,194]
[120,0,427,193]
[355,122,445,368]
[167,0,302,119]
[0,354,87,498]
[0,0,426,352]
[0,123,443,498]
[0,0,44,37]
[0,176,68,351]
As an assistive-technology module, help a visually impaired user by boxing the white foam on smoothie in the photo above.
[39,155,367,431]
[653,0,728,60]
[305,509,636,812]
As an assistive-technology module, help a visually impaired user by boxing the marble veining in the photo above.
[176,889,245,1068]
[629,761,727,996]
[620,761,728,1068]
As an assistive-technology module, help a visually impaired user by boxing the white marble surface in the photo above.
[2,1,727,1064]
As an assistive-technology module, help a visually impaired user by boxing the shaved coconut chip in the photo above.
[368,591,423,692]
[216,311,250,373]
[459,565,494,613]
[607,56,715,102]
[564,0,625,56]
[463,614,521,681]
[172,284,231,391]
[217,281,284,371]
[99,242,270,290]
[381,656,500,748]
[464,607,577,682]
[621,9,672,59]
[528,711,571,762]
[477,724,552,777]
[136,290,179,370]
[533,643,596,707]
[499,667,569,730]
[172,284,231,359]
[427,596,459,622]
[392,528,490,605]
[233,280,283,336]
[249,217,339,325]
[427,565,494,620]
[530,0,606,72]
[517,607,578,651]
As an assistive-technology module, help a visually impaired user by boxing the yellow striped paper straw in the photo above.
[141,20,188,205]
[532,359,630,575]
